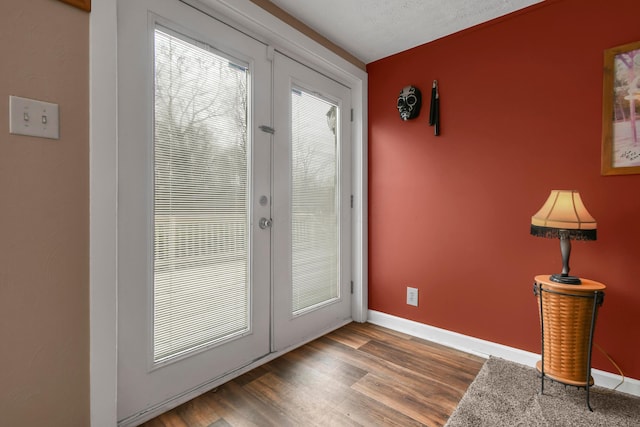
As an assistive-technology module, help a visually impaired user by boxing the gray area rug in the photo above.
[445,357,640,427]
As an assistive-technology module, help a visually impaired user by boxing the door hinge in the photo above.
[350,281,354,294]
[350,195,354,208]
[350,108,354,122]
[259,125,275,134]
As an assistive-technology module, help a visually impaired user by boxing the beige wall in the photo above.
[0,0,89,425]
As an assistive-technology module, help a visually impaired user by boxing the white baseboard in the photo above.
[367,310,640,397]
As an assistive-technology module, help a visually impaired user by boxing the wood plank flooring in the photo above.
[141,322,485,427]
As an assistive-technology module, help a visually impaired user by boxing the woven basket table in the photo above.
[533,275,605,410]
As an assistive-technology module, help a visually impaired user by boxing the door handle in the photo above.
[259,217,272,229]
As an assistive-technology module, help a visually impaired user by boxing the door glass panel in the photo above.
[153,27,250,363]
[291,88,340,314]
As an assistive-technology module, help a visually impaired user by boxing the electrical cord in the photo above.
[594,342,625,392]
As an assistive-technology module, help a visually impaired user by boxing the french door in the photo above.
[272,52,352,351]
[117,0,351,424]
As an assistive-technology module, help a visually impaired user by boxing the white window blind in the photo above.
[153,27,251,363]
[291,88,340,314]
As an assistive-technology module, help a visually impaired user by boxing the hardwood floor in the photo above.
[141,322,485,427]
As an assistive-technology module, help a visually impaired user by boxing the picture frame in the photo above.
[59,0,91,12]
[602,40,640,175]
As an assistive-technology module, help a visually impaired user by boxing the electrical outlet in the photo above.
[407,287,418,307]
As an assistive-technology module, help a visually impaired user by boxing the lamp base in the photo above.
[550,274,582,285]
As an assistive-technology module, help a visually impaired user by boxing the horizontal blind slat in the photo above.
[290,89,340,313]
[153,27,250,363]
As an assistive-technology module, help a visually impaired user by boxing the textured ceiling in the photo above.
[269,0,542,63]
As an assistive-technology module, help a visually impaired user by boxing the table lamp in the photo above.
[530,190,597,284]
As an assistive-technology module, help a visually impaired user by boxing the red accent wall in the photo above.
[367,0,640,380]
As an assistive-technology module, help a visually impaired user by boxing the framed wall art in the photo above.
[602,40,640,175]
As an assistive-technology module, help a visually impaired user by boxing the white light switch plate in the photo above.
[9,95,59,139]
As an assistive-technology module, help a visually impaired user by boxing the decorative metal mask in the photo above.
[397,85,422,120]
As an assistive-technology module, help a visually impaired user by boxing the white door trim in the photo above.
[90,1,367,426]
[89,1,118,426]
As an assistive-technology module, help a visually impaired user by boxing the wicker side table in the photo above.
[533,275,605,411]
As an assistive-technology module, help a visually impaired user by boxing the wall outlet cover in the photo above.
[407,287,418,307]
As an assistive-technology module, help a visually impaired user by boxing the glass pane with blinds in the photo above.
[291,88,340,314]
[153,28,250,363]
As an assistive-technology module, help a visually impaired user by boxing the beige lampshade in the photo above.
[531,190,597,240]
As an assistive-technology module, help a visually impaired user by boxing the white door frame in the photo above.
[90,1,367,425]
